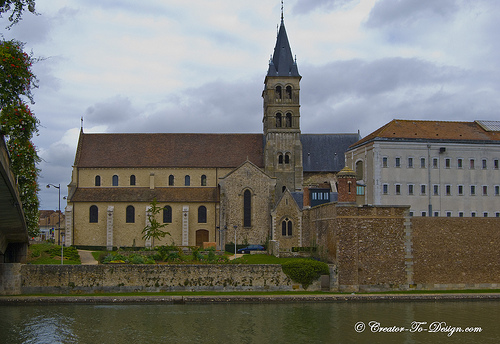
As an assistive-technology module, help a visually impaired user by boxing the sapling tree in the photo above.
[142,198,170,247]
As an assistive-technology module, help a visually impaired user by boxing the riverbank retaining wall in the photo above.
[13,264,326,295]
[302,203,500,292]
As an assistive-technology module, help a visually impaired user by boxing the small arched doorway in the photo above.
[196,229,209,247]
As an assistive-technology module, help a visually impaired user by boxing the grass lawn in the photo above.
[230,254,314,264]
[28,243,81,265]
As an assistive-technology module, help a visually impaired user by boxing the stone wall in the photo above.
[18,264,323,294]
[0,264,21,295]
[412,217,500,288]
[302,202,500,292]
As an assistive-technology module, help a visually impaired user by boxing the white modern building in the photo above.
[346,119,500,217]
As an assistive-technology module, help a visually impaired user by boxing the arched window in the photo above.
[275,85,282,99]
[126,205,135,223]
[282,186,286,193]
[285,113,292,127]
[163,206,172,223]
[198,206,207,223]
[286,85,292,99]
[95,175,101,186]
[89,205,98,223]
[169,175,174,186]
[356,160,364,180]
[185,175,190,186]
[130,175,136,186]
[281,218,292,236]
[201,175,207,186]
[276,113,282,127]
[278,154,284,164]
[244,190,251,227]
[112,175,119,186]
[285,153,290,164]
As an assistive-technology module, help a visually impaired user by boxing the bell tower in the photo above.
[263,11,303,193]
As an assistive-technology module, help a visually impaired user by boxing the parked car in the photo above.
[237,245,265,254]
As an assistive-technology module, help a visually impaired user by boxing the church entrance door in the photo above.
[196,229,209,247]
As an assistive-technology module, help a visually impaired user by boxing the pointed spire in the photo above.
[267,3,300,77]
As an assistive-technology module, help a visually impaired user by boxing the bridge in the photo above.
[0,134,28,263]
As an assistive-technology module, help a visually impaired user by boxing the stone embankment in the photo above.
[1,293,500,305]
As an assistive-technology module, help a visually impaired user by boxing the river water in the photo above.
[0,300,498,343]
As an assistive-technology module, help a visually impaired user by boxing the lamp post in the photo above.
[46,183,63,265]
[233,225,237,258]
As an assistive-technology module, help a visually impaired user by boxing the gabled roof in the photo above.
[267,19,300,77]
[74,132,264,169]
[301,134,361,172]
[349,119,500,150]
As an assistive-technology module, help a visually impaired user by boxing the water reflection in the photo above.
[0,301,498,343]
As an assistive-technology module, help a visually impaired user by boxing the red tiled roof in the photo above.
[74,132,264,168]
[350,119,500,148]
[70,187,219,203]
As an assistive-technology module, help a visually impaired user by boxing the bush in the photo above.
[281,259,330,290]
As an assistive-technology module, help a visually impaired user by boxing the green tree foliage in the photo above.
[0,39,40,237]
[0,0,36,27]
[142,198,170,247]
[281,259,330,289]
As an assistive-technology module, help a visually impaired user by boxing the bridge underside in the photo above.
[0,136,28,263]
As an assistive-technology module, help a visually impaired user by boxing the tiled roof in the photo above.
[350,119,500,149]
[301,134,361,172]
[75,132,264,168]
[70,187,219,203]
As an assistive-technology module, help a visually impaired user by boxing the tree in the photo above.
[142,198,170,247]
[0,0,36,27]
[0,39,40,237]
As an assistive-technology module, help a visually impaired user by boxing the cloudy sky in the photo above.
[2,0,500,210]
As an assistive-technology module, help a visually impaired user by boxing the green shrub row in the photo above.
[281,259,329,289]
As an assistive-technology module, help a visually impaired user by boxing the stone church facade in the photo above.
[65,17,360,250]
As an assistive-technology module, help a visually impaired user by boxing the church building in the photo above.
[65,15,360,251]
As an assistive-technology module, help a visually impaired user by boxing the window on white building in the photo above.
[470,185,476,195]
[395,184,401,195]
[457,158,463,168]
[382,184,388,195]
[433,158,439,168]
[482,159,487,169]
[395,157,401,167]
[382,157,388,168]
[445,184,451,196]
[458,185,464,196]
[408,184,414,195]
[433,184,439,196]
[408,157,413,168]
[420,157,426,168]
[445,158,451,168]
[420,184,426,195]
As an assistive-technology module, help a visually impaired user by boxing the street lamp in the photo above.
[46,183,63,265]
[233,225,237,258]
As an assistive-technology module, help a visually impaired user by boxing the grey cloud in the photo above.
[365,0,460,29]
[301,58,466,103]
[292,0,357,15]
[108,78,263,134]
[85,95,139,126]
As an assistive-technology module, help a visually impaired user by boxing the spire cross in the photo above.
[281,0,284,22]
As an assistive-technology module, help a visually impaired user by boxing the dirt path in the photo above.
[77,250,98,265]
